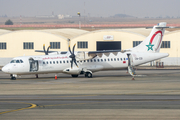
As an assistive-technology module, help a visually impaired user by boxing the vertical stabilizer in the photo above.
[130,22,167,53]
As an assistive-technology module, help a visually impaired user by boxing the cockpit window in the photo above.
[20,60,23,63]
[16,60,20,63]
[10,60,16,63]
[10,59,24,63]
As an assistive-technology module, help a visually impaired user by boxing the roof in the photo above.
[0,29,11,35]
[119,28,169,37]
[39,28,89,39]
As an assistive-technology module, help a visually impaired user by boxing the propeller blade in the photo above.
[46,45,51,55]
[43,44,47,55]
[69,45,72,54]
[69,43,78,68]
[70,60,73,68]
[73,58,78,67]
[72,44,76,54]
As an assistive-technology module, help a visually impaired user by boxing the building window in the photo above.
[133,41,142,47]
[23,42,34,49]
[50,42,60,49]
[161,41,170,48]
[0,42,6,49]
[77,41,88,48]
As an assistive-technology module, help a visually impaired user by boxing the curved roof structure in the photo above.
[40,28,89,39]
[119,28,169,37]
[0,29,11,35]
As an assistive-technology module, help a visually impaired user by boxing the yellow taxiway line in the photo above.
[0,102,37,115]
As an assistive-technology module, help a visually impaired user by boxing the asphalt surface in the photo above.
[0,70,180,120]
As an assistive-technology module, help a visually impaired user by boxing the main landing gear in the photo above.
[71,74,79,77]
[85,72,92,78]
[71,71,93,78]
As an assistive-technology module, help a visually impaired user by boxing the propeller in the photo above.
[69,44,78,68]
[43,44,51,55]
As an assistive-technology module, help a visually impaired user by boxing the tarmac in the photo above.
[0,69,180,120]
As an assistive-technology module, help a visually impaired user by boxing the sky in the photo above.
[0,0,180,18]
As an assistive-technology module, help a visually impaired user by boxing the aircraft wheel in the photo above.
[11,77,16,80]
[71,74,79,78]
[10,74,16,80]
[86,72,92,78]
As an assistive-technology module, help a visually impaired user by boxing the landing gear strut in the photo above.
[35,74,38,78]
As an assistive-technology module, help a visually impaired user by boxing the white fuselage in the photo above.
[2,51,168,75]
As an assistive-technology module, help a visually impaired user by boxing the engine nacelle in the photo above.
[63,67,82,75]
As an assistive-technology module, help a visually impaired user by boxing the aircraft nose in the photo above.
[2,65,10,73]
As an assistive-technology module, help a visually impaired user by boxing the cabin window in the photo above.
[91,60,93,62]
[0,42,6,49]
[117,58,119,61]
[43,62,45,64]
[97,59,100,62]
[63,61,65,63]
[23,42,34,49]
[94,59,96,62]
[124,58,125,60]
[67,60,69,63]
[114,58,116,61]
[108,59,110,61]
[46,61,48,64]
[101,59,103,62]
[121,58,122,61]
[56,61,58,64]
[84,60,86,62]
[77,41,88,49]
[53,61,55,64]
[111,58,113,61]
[104,59,106,61]
[60,61,62,63]
[50,42,60,49]
[50,61,52,64]
[87,60,89,62]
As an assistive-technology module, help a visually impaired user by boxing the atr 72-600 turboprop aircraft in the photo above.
[2,22,169,80]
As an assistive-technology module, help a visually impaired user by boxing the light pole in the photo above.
[77,12,81,29]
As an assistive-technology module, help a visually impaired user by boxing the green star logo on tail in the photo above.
[146,42,154,51]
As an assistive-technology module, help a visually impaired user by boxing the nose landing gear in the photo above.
[10,74,16,80]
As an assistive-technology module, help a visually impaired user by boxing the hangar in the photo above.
[70,30,146,51]
[0,28,179,66]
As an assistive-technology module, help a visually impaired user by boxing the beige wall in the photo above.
[70,30,145,51]
[1,29,180,61]
[161,31,180,57]
[0,31,68,57]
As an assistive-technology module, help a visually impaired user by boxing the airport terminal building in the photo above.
[0,28,180,66]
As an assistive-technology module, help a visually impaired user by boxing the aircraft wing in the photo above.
[88,50,130,57]
[35,50,68,55]
[76,50,130,61]
[35,50,57,53]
